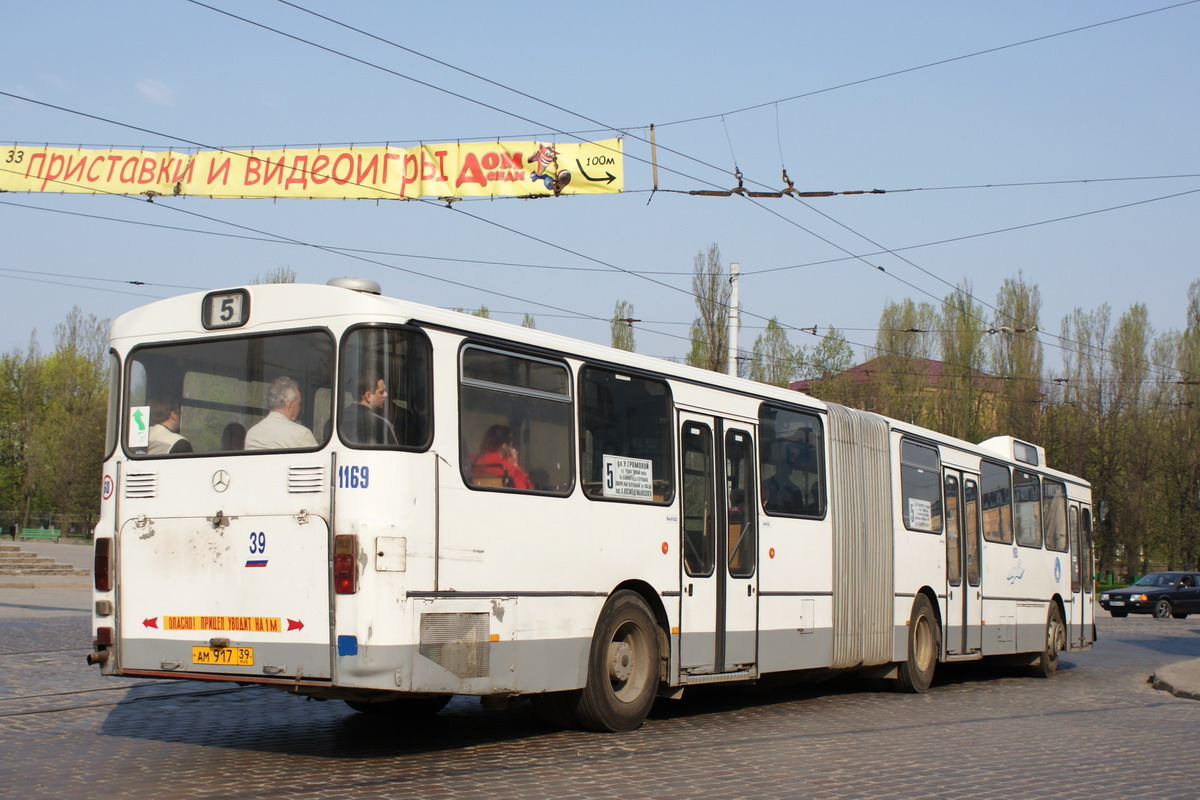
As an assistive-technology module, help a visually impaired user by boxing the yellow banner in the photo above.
[0,139,623,199]
[163,615,281,632]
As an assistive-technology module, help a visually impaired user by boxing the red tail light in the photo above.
[334,534,357,594]
[96,626,113,646]
[94,538,112,592]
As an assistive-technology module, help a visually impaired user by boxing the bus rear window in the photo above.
[126,330,333,456]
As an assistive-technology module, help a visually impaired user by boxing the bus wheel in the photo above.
[576,590,660,732]
[344,694,450,716]
[1031,605,1065,679]
[895,594,939,693]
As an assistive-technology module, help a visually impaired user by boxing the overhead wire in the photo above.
[6,5,1193,384]
[252,0,1194,380]
[655,0,1200,127]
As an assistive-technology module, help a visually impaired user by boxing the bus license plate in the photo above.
[191,646,254,666]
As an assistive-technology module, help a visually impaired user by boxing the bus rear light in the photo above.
[334,534,357,594]
[96,627,113,646]
[94,538,112,592]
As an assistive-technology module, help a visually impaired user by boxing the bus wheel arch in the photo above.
[895,590,940,693]
[611,579,671,683]
[575,587,663,732]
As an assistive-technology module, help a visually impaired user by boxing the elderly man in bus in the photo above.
[245,377,318,450]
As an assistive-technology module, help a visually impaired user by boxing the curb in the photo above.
[0,581,93,590]
[1150,663,1200,702]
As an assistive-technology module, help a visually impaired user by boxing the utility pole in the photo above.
[727,261,740,377]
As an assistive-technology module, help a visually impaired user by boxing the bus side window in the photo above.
[579,367,673,503]
[758,404,825,517]
[459,346,572,494]
[1014,469,1042,548]
[980,460,1013,544]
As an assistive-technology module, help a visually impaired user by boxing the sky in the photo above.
[2,0,1198,376]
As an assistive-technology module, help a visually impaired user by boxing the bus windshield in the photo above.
[125,329,334,456]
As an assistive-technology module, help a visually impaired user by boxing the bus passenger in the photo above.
[762,460,804,513]
[341,371,398,445]
[471,424,533,489]
[147,397,193,455]
[221,422,246,451]
[245,377,318,450]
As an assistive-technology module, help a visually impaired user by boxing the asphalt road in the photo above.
[2,547,1199,799]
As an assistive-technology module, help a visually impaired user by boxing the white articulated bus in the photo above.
[88,279,1094,731]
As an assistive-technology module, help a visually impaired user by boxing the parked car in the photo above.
[1100,572,1200,619]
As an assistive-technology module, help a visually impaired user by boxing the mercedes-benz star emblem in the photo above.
[212,470,231,493]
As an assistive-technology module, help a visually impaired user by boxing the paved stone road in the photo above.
[2,604,1198,799]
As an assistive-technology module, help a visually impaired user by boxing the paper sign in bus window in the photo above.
[909,498,933,530]
[129,405,150,448]
[603,455,653,500]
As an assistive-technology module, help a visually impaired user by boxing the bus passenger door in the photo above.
[1068,503,1086,647]
[944,471,982,656]
[677,415,758,677]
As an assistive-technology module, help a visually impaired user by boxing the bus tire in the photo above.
[1030,604,1065,679]
[895,594,939,693]
[576,590,660,732]
[344,694,450,716]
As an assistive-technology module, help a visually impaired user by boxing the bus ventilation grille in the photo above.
[288,465,324,494]
[418,613,491,679]
[124,472,158,499]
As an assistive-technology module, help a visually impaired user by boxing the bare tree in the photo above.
[254,266,296,284]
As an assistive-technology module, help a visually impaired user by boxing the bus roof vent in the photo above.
[327,277,381,295]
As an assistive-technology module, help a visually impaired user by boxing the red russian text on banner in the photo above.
[0,139,624,199]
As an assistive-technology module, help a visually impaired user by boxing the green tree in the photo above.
[610,300,636,352]
[991,275,1045,443]
[1153,280,1200,568]
[748,318,794,387]
[0,337,43,523]
[936,282,989,441]
[685,243,730,372]
[521,314,536,329]
[799,326,857,402]
[870,299,938,423]
[1,307,110,530]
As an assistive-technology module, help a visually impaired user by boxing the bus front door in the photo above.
[944,470,983,656]
[678,415,758,677]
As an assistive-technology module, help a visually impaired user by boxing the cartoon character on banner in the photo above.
[527,143,571,195]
